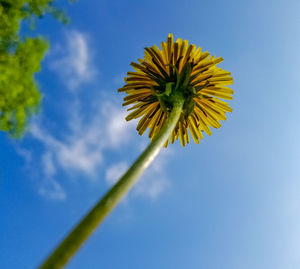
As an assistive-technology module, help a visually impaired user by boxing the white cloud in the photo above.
[102,103,135,148]
[50,30,97,91]
[27,98,136,200]
[14,146,32,162]
[134,175,169,200]
[38,177,66,201]
[38,152,65,201]
[106,161,128,185]
[42,152,56,177]
[30,100,135,176]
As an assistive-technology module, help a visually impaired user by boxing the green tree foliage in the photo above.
[0,37,48,135]
[0,0,70,136]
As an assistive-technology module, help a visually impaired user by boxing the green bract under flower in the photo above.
[119,34,234,147]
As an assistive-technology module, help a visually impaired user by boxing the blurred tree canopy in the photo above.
[0,0,71,137]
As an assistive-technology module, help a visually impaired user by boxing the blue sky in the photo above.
[1,0,300,268]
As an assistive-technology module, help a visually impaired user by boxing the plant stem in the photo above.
[39,96,184,269]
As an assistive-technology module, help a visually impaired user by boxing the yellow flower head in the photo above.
[118,34,233,147]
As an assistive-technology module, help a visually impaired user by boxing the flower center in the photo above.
[153,62,202,118]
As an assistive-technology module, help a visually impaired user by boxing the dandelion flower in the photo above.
[119,34,233,146]
[41,35,234,268]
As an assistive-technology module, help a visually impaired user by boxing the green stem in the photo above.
[39,96,184,269]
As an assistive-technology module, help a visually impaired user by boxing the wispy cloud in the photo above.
[50,30,97,91]
[30,101,135,177]
[105,161,128,185]
[42,152,56,178]
[39,152,66,200]
[38,177,66,201]
[14,146,32,163]
[27,96,137,200]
